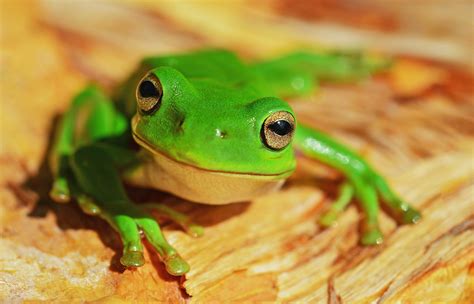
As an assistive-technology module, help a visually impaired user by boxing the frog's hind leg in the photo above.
[251,51,390,98]
[143,203,204,238]
[69,144,189,274]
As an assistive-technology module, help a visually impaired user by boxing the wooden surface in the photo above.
[1,0,473,303]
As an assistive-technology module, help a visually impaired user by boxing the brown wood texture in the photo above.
[1,0,473,303]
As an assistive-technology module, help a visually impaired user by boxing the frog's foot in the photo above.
[73,198,190,274]
[399,205,422,224]
[134,215,190,275]
[373,175,422,225]
[319,209,341,227]
[162,253,190,276]
[102,207,190,275]
[67,144,190,275]
[361,223,384,245]
[50,177,70,203]
[318,179,385,245]
[318,182,354,227]
[386,202,422,225]
[319,175,420,246]
[353,172,422,245]
[121,249,145,267]
[143,203,204,238]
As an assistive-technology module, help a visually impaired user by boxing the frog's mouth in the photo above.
[131,116,293,178]
[132,130,293,178]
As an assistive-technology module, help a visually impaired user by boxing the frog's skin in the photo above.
[49,49,421,276]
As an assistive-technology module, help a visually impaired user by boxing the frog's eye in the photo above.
[136,73,162,114]
[261,111,295,150]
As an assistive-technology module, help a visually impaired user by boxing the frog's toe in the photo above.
[164,254,190,276]
[186,223,204,238]
[400,206,421,224]
[78,195,101,215]
[143,203,203,237]
[318,182,353,228]
[120,250,145,268]
[318,210,340,228]
[50,179,70,203]
[361,228,384,246]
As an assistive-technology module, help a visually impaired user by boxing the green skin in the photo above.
[49,49,421,276]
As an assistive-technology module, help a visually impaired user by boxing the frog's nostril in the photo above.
[215,129,227,139]
[176,117,185,132]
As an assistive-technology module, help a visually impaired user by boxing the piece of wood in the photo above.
[1,1,473,302]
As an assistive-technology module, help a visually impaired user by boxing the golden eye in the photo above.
[136,73,162,113]
[261,111,295,150]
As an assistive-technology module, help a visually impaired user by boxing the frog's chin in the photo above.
[129,132,291,205]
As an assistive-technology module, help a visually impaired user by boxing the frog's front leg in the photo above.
[49,86,128,203]
[69,144,190,275]
[294,124,421,245]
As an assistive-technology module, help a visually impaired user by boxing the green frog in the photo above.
[49,49,420,276]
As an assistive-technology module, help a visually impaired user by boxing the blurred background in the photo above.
[27,0,474,83]
[1,1,473,303]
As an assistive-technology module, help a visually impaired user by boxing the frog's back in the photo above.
[116,49,255,117]
[142,49,251,85]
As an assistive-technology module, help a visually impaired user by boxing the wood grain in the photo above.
[1,1,473,302]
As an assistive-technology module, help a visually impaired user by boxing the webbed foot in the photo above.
[317,171,420,246]
[164,253,190,276]
[120,250,145,268]
[104,208,191,275]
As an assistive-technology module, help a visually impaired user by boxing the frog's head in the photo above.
[131,66,297,204]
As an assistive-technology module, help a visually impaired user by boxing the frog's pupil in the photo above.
[139,80,159,98]
[269,120,292,136]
